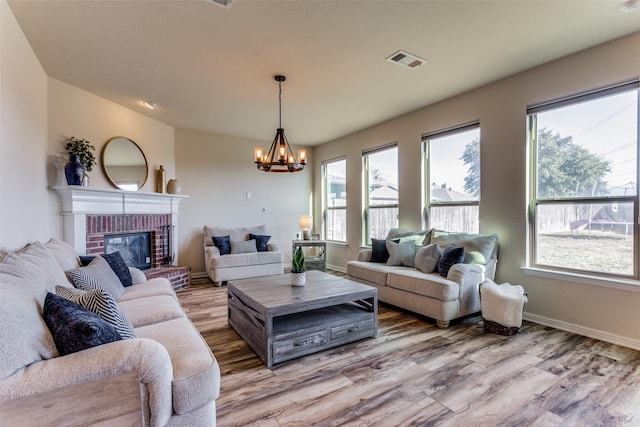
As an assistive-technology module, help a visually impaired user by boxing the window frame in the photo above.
[362,143,399,245]
[322,157,347,243]
[527,79,640,280]
[422,121,481,233]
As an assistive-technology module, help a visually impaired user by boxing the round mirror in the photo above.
[101,137,148,191]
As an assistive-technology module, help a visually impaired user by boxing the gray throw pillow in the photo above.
[415,243,441,274]
[56,286,136,339]
[230,239,258,254]
[68,255,125,300]
[386,240,416,267]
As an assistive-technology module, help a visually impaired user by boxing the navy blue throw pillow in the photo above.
[212,235,231,255]
[370,238,399,263]
[249,233,271,252]
[438,245,465,277]
[43,292,122,356]
[103,251,133,287]
[79,255,95,266]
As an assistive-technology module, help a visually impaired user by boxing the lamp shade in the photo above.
[298,215,313,229]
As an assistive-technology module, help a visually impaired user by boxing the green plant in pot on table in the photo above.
[65,136,96,186]
[291,245,306,287]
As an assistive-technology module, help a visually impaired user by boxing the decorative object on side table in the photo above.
[298,215,313,240]
[290,245,306,286]
[64,137,96,186]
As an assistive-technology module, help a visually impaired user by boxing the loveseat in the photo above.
[0,238,220,426]
[347,229,498,328]
[203,224,283,285]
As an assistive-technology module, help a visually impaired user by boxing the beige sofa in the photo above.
[0,239,220,426]
[203,224,283,285]
[347,229,498,328]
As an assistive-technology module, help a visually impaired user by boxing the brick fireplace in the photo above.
[54,186,190,290]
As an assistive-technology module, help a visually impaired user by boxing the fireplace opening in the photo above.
[104,232,152,270]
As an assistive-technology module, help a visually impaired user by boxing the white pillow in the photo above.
[43,238,81,272]
[16,242,71,293]
[129,267,148,285]
[231,239,258,254]
[415,243,441,274]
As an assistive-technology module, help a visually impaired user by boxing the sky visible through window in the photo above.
[429,128,479,195]
[537,90,637,195]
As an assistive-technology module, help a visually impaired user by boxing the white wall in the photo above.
[314,32,640,347]
[175,128,313,273]
[0,0,49,250]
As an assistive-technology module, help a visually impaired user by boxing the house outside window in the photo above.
[363,144,398,243]
[528,80,639,278]
[322,158,346,242]
[423,122,480,233]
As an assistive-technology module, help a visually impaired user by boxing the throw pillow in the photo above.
[438,245,465,277]
[79,255,95,266]
[249,233,271,252]
[103,251,133,287]
[15,241,70,294]
[230,239,258,254]
[129,267,147,285]
[43,292,122,356]
[43,238,81,272]
[56,286,136,339]
[211,235,231,255]
[386,240,416,267]
[415,243,442,274]
[430,231,498,264]
[371,238,397,263]
[68,255,125,300]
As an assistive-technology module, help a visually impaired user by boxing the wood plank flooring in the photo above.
[177,273,640,427]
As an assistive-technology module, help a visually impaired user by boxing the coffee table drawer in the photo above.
[330,319,375,341]
[273,330,329,359]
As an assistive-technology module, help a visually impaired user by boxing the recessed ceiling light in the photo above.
[142,101,159,110]
[386,50,426,69]
[620,0,640,11]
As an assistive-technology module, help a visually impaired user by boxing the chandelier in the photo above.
[254,75,307,172]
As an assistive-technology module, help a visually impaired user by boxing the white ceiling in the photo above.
[8,0,640,146]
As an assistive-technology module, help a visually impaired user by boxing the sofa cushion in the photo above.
[0,253,58,378]
[386,228,433,245]
[55,286,136,339]
[102,251,133,287]
[16,241,71,294]
[136,317,220,415]
[438,245,465,277]
[211,235,231,255]
[204,224,266,246]
[249,233,271,252]
[231,239,258,254]
[209,251,283,269]
[346,260,408,286]
[43,238,81,272]
[430,231,498,264]
[415,243,441,274]
[43,292,122,356]
[386,240,416,267]
[117,278,177,302]
[118,295,185,328]
[386,270,460,301]
[69,255,125,300]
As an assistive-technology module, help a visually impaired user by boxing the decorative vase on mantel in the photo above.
[65,154,85,186]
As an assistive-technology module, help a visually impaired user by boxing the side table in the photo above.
[291,240,326,271]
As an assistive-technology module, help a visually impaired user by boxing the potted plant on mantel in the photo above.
[291,245,306,287]
[65,136,96,186]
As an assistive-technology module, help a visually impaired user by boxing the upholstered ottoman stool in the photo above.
[479,279,528,336]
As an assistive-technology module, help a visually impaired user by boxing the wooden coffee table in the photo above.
[227,270,377,368]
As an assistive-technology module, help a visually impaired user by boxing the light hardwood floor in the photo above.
[177,274,640,427]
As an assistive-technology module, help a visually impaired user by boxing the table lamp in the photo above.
[298,215,313,240]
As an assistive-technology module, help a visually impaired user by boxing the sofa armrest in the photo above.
[447,263,486,299]
[0,338,173,427]
[204,245,221,258]
[267,242,281,252]
[357,249,372,262]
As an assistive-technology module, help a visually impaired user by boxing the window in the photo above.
[363,144,398,243]
[322,158,347,242]
[528,80,639,278]
[423,122,480,233]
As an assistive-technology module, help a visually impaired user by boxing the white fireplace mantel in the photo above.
[53,186,188,259]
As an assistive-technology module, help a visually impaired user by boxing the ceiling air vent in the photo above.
[209,0,233,8]
[386,50,425,69]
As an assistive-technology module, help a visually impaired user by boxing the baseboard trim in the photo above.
[523,312,640,351]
